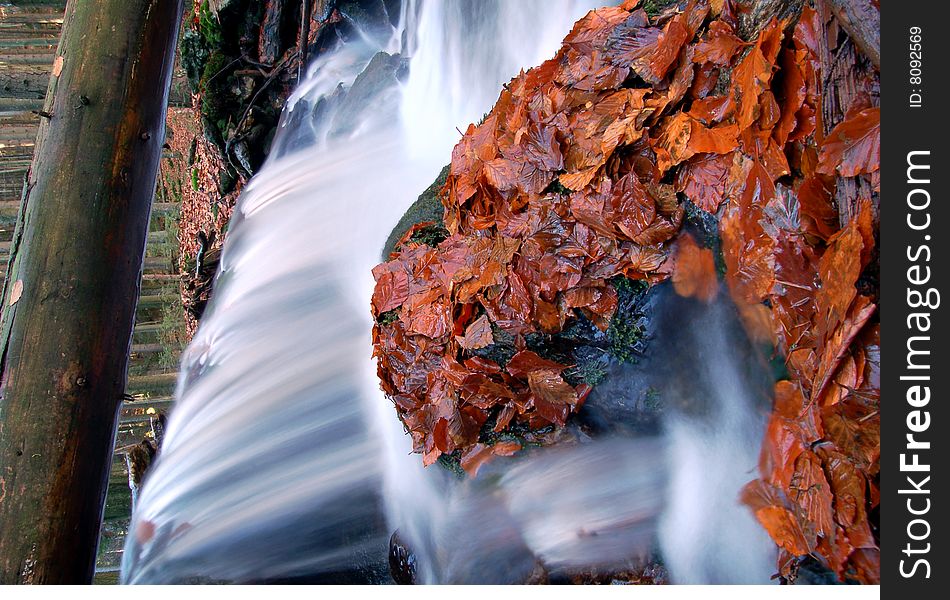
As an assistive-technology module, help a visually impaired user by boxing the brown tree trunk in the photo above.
[0,0,183,584]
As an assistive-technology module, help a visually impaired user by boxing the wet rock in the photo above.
[388,530,417,585]
[336,0,397,44]
[381,164,450,258]
[232,139,255,177]
[328,51,408,138]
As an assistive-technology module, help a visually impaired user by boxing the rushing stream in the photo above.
[121,1,776,584]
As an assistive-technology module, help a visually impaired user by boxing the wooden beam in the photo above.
[0,0,184,584]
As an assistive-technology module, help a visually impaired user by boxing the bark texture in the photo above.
[827,0,880,69]
[0,0,184,584]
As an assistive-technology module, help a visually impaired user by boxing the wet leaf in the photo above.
[741,480,816,556]
[672,235,719,302]
[675,152,733,212]
[456,314,494,350]
[817,107,880,177]
[694,20,746,65]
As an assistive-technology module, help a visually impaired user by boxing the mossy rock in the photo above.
[379,169,667,444]
[381,164,450,259]
[641,0,679,17]
[180,28,210,92]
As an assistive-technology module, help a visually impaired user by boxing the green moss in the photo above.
[606,277,650,363]
[608,318,645,363]
[437,451,466,479]
[543,177,573,196]
[180,2,226,94]
[378,309,400,325]
[218,167,237,195]
[406,223,449,248]
[565,347,610,386]
[191,168,199,191]
[180,28,210,92]
[642,0,678,18]
[198,50,235,139]
[198,0,223,47]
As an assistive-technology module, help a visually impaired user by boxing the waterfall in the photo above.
[121,0,776,584]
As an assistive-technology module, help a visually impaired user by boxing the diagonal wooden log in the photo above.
[0,0,183,584]
[827,0,880,70]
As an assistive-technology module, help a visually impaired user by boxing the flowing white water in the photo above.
[122,1,776,584]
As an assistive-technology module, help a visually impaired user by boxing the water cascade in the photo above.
[122,0,775,584]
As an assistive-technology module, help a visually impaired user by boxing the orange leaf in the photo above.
[817,108,880,177]
[456,314,494,350]
[672,235,719,302]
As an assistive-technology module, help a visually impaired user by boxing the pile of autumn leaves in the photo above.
[372,0,879,582]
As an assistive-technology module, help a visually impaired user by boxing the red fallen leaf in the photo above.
[460,441,522,477]
[741,479,816,556]
[433,417,450,453]
[449,405,488,449]
[569,173,658,242]
[506,350,567,379]
[850,548,881,585]
[853,196,876,269]
[791,450,835,538]
[812,296,876,405]
[816,221,865,334]
[623,243,671,278]
[720,209,774,305]
[493,404,518,432]
[761,414,807,489]
[675,152,733,212]
[689,95,734,124]
[403,296,452,339]
[694,20,746,65]
[608,12,688,86]
[817,107,880,177]
[688,120,739,155]
[672,234,719,302]
[464,355,502,374]
[563,6,631,55]
[492,440,522,457]
[646,14,692,82]
[653,112,694,173]
[482,157,521,191]
[792,5,822,58]
[732,35,773,131]
[527,369,578,426]
[773,380,823,442]
[456,314,494,350]
[817,524,853,579]
[423,445,441,467]
[773,48,807,146]
[757,90,781,131]
[816,446,877,551]
[822,398,880,475]
[371,262,409,315]
[795,176,838,240]
[562,286,604,309]
[690,61,721,99]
